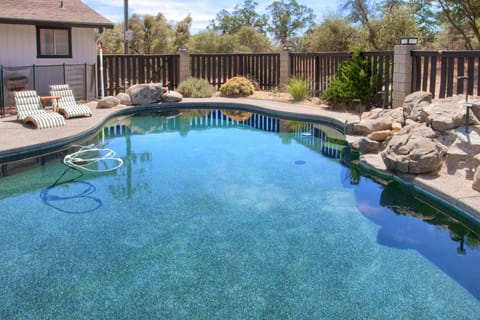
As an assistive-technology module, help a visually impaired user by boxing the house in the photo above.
[0,0,113,109]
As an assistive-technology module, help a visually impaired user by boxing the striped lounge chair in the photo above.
[14,90,66,129]
[49,84,92,119]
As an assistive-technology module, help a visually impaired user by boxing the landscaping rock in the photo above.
[162,90,183,103]
[473,153,480,168]
[473,103,480,120]
[392,122,403,132]
[473,170,480,192]
[126,83,164,105]
[473,153,480,191]
[381,123,446,174]
[116,92,132,106]
[402,91,432,123]
[368,130,392,142]
[425,96,480,132]
[349,136,383,154]
[97,96,120,109]
[352,107,404,135]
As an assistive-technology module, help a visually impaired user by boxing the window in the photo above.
[36,27,72,58]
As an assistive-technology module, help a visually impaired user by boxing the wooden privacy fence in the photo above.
[98,54,179,96]
[290,52,351,95]
[363,51,394,107]
[412,50,480,99]
[290,51,393,107]
[190,53,280,90]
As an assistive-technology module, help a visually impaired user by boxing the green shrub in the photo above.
[220,76,255,97]
[288,77,309,101]
[322,50,376,109]
[176,77,215,98]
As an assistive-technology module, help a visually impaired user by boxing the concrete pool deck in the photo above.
[1,96,480,223]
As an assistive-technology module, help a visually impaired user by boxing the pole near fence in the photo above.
[99,46,105,98]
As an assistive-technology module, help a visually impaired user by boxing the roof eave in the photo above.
[0,18,114,29]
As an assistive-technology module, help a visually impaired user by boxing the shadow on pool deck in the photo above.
[1,96,479,223]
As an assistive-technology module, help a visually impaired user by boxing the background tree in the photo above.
[433,0,480,49]
[266,0,316,44]
[128,13,174,54]
[341,0,379,49]
[100,24,126,54]
[340,0,424,50]
[209,0,268,35]
[300,14,358,52]
[233,26,273,52]
[188,28,272,53]
[374,3,418,49]
[174,15,193,51]
[188,31,237,53]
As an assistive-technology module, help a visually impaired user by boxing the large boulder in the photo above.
[352,107,404,135]
[381,123,447,174]
[403,91,432,123]
[425,96,480,132]
[126,83,164,105]
[161,90,183,103]
[97,96,120,109]
[116,92,132,106]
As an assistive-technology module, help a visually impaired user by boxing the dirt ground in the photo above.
[216,90,327,107]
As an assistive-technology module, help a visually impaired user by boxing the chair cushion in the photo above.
[25,112,66,129]
[49,86,92,118]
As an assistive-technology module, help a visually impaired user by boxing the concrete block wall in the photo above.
[392,44,421,108]
[279,51,290,89]
[178,51,190,83]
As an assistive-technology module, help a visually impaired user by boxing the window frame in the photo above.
[36,26,72,59]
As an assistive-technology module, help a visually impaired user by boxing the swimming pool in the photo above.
[0,108,479,319]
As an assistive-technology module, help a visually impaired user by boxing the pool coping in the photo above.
[1,97,480,226]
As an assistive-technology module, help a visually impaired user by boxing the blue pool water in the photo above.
[0,109,479,319]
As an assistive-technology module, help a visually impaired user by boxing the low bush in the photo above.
[288,77,309,101]
[322,50,376,109]
[176,77,215,98]
[220,76,255,97]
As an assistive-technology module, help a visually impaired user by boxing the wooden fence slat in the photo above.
[467,56,475,96]
[422,56,429,92]
[429,55,437,97]
[439,55,448,98]
[446,56,455,97]
[457,56,465,95]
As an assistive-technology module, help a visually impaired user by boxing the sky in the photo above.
[83,0,341,34]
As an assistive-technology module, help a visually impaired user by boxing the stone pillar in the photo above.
[178,50,190,83]
[279,50,290,90]
[392,44,421,108]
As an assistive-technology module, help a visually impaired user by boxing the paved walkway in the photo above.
[1,97,479,223]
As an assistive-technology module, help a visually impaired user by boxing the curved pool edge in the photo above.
[358,154,480,227]
[0,101,348,164]
[1,99,480,226]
